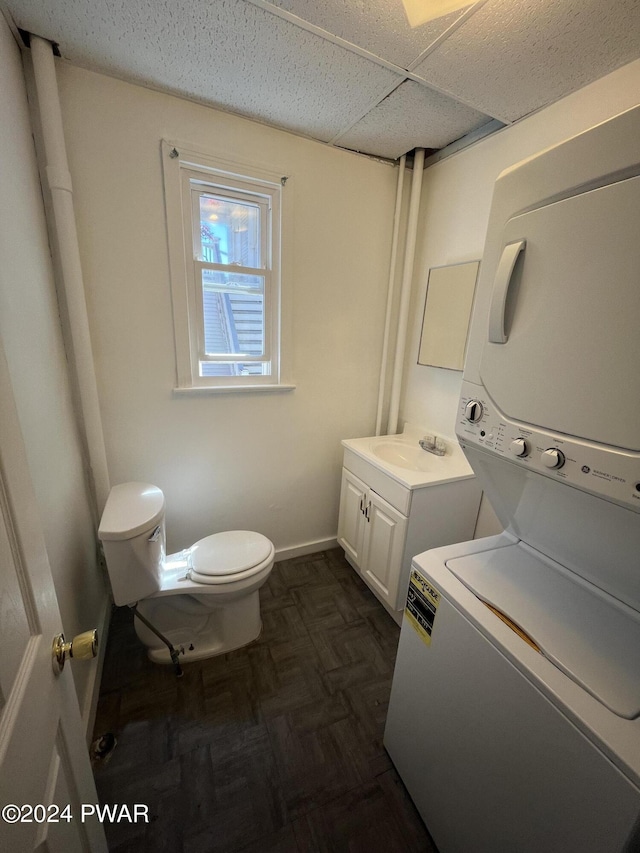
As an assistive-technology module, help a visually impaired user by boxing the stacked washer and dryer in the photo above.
[384,106,640,852]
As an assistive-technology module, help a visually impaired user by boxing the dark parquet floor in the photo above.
[92,548,438,853]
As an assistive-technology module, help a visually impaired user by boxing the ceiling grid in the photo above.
[5,0,640,160]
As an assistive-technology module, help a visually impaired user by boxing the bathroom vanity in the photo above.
[338,427,481,623]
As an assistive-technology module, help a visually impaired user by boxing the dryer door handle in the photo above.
[488,239,526,343]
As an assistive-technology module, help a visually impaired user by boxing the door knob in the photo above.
[52,629,98,674]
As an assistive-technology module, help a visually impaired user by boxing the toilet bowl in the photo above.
[98,483,275,663]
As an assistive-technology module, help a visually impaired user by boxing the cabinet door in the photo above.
[337,468,367,569]
[362,491,408,609]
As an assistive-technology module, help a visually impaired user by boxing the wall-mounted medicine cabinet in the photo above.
[417,260,479,371]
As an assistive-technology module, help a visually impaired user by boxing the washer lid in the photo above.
[446,542,640,720]
[99,482,164,541]
[190,531,274,577]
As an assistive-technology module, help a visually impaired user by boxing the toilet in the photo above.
[98,482,275,663]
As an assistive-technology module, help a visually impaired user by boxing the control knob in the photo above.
[510,438,528,458]
[464,400,484,423]
[541,448,565,469]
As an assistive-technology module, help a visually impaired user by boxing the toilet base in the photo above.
[146,619,262,664]
[134,588,263,664]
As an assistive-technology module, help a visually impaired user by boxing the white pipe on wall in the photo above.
[387,148,425,435]
[30,36,111,515]
[375,154,406,436]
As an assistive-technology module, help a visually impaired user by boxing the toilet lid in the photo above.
[190,531,274,577]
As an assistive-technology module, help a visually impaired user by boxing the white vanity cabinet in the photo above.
[338,467,408,608]
[338,434,481,623]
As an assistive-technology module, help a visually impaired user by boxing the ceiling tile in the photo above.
[412,0,640,122]
[7,0,640,160]
[9,0,402,142]
[334,80,491,160]
[254,0,473,69]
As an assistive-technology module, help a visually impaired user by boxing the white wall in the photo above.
[0,18,107,717]
[56,64,398,555]
[401,57,640,537]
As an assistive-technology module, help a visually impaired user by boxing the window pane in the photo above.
[198,194,261,267]
[200,361,271,378]
[201,269,263,292]
[201,271,265,358]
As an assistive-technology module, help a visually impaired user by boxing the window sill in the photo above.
[173,383,296,396]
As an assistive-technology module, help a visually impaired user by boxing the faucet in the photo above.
[419,434,447,456]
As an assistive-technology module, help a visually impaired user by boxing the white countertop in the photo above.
[341,426,476,490]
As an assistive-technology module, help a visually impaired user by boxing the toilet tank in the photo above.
[98,482,166,606]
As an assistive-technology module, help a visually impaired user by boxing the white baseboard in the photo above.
[82,594,112,744]
[274,537,338,562]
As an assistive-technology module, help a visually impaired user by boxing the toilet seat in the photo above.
[188,530,275,585]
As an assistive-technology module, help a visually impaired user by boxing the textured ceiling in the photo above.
[4,0,640,161]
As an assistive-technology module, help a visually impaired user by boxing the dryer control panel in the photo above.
[457,381,640,512]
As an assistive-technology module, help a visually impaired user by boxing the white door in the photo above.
[362,491,407,609]
[337,468,367,569]
[0,343,107,852]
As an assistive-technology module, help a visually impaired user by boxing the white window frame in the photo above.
[162,140,294,392]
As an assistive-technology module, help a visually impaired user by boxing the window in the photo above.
[162,141,292,391]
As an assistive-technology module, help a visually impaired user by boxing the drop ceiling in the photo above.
[4,0,640,161]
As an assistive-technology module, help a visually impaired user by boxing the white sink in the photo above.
[341,426,475,490]
[371,440,440,472]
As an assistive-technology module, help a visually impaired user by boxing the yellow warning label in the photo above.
[405,568,440,646]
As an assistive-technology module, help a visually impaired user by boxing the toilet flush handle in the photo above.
[148,525,162,542]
